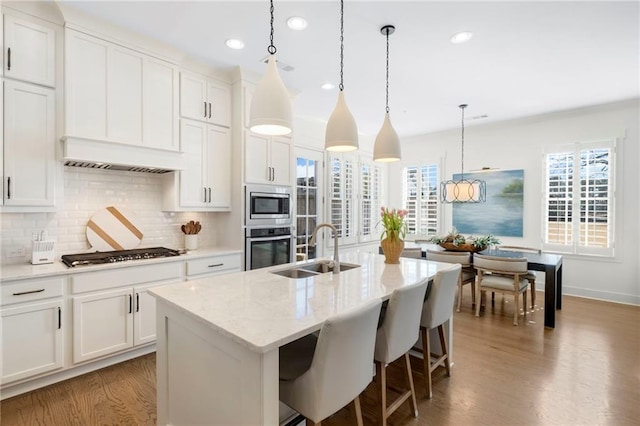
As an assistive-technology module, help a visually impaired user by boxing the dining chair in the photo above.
[416,264,461,398]
[400,247,423,259]
[374,279,429,426]
[496,245,540,310]
[473,254,529,326]
[279,298,383,426]
[426,249,476,312]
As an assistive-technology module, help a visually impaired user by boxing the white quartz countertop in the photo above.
[0,247,242,282]
[149,252,453,354]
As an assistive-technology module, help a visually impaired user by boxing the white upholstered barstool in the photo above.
[416,264,461,398]
[426,249,476,312]
[279,298,383,426]
[374,279,429,426]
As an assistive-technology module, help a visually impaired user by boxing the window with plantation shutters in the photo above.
[329,154,357,246]
[402,164,439,239]
[360,160,383,242]
[544,140,615,256]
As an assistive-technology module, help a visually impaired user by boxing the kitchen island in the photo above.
[149,252,453,425]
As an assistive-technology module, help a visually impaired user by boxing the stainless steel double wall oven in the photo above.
[244,184,294,270]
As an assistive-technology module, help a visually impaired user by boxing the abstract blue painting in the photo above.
[452,169,524,237]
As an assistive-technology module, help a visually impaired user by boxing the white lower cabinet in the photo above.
[185,254,242,280]
[0,251,241,398]
[1,277,64,385]
[72,287,133,363]
[70,262,183,364]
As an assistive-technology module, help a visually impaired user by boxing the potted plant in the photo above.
[379,207,409,264]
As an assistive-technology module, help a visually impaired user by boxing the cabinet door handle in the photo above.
[208,263,224,268]
[203,187,207,203]
[208,102,212,118]
[7,177,11,199]
[136,293,140,312]
[204,101,207,118]
[128,294,133,314]
[58,307,62,329]
[12,288,45,296]
[7,47,11,71]
[271,167,275,182]
[208,187,212,202]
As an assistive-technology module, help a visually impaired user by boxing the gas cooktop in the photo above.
[61,247,180,267]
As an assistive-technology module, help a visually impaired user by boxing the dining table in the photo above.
[402,243,564,328]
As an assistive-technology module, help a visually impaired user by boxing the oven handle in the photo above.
[246,235,292,242]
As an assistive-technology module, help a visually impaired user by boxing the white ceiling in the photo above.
[60,1,640,138]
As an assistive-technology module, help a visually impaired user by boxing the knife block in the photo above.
[31,240,55,265]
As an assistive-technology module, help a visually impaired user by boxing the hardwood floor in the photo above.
[2,289,639,426]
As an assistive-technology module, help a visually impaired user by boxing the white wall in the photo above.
[0,168,229,265]
[388,99,640,305]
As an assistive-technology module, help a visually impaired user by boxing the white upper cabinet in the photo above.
[180,72,230,128]
[65,29,108,140]
[162,119,231,211]
[108,45,143,144]
[65,29,178,150]
[144,57,179,151]
[245,132,292,186]
[3,79,55,207]
[3,14,55,87]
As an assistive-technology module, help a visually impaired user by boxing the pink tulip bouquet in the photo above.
[379,207,409,241]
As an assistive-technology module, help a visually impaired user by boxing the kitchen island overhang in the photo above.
[150,251,455,425]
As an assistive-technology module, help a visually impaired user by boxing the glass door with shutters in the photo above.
[295,149,324,261]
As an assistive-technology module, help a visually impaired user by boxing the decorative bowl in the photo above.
[439,242,486,253]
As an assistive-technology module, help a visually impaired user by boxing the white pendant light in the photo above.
[325,0,358,152]
[249,0,293,136]
[374,25,401,162]
[440,104,487,203]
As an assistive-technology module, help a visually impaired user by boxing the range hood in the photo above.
[62,136,184,174]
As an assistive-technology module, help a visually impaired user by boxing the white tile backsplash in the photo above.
[1,167,227,265]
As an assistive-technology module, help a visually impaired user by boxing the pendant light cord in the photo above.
[460,104,467,179]
[339,0,344,91]
[385,28,390,113]
[268,0,276,54]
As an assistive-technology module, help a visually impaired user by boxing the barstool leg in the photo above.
[437,324,451,376]
[403,353,418,417]
[353,396,364,426]
[376,360,387,426]
[421,326,433,399]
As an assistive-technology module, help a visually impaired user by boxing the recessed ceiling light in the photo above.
[225,39,245,50]
[450,31,473,44]
[321,82,335,90]
[287,16,308,31]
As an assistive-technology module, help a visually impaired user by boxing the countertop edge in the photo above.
[0,247,242,282]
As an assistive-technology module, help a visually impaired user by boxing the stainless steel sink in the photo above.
[271,260,360,279]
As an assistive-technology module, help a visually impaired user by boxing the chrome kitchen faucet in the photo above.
[309,223,340,274]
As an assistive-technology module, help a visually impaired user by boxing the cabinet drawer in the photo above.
[186,254,241,278]
[71,262,183,294]
[1,277,64,306]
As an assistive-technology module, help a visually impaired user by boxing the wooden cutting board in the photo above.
[86,206,144,251]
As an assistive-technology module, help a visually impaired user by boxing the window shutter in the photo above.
[543,140,614,256]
